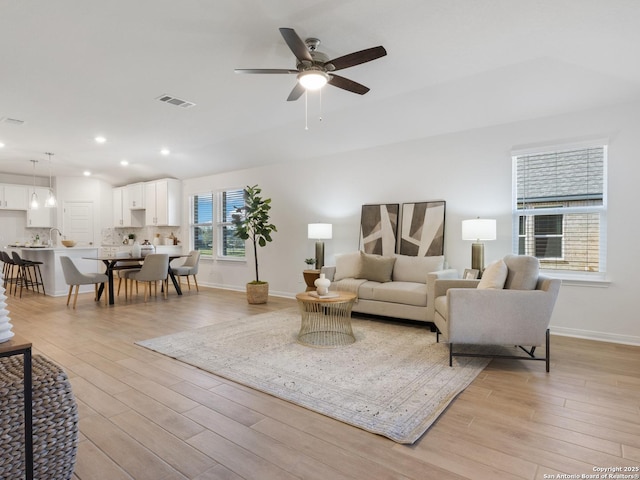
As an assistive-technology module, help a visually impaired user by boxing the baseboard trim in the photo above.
[551,326,640,346]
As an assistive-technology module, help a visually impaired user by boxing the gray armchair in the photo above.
[433,255,561,371]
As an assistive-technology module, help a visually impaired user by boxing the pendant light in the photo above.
[29,160,39,209]
[44,152,57,208]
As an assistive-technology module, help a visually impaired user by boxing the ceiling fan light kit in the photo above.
[235,27,386,101]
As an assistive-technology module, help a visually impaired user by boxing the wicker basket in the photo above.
[0,354,78,480]
[246,282,269,304]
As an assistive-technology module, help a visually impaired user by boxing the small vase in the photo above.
[132,241,141,257]
[314,273,330,296]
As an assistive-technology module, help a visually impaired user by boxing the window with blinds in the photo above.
[217,188,245,259]
[191,193,214,255]
[190,189,245,258]
[513,145,607,273]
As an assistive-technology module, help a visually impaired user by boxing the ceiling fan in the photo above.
[235,27,387,101]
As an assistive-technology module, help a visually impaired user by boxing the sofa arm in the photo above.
[433,278,479,298]
[426,268,459,321]
[321,266,336,282]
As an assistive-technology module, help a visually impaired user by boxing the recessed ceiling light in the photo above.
[0,142,5,148]
[83,170,91,176]
[95,136,106,144]
[120,159,129,166]
[160,148,170,156]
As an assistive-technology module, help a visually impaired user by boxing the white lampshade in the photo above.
[462,219,496,241]
[298,71,329,90]
[308,223,332,240]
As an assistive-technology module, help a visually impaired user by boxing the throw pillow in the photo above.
[392,254,444,283]
[477,259,508,289]
[503,254,540,290]
[334,252,362,281]
[356,252,396,283]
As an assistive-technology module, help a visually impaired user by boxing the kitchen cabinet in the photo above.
[127,182,145,209]
[145,178,181,226]
[113,187,143,228]
[27,187,52,227]
[0,184,28,210]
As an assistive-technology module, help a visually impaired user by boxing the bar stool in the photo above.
[12,251,46,297]
[1,251,19,295]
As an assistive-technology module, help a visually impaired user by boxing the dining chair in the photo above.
[59,256,109,308]
[128,254,169,302]
[1,251,18,294]
[114,253,142,300]
[171,250,200,292]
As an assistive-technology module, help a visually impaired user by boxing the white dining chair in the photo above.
[59,256,109,308]
[171,250,200,292]
[128,254,169,302]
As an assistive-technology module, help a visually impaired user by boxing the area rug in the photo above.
[136,308,491,444]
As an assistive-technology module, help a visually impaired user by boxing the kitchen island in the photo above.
[6,246,100,297]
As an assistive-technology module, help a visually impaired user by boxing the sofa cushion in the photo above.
[434,295,448,318]
[357,252,396,283]
[334,252,362,281]
[392,254,444,283]
[477,259,508,289]
[371,281,428,307]
[356,280,382,300]
[503,255,540,290]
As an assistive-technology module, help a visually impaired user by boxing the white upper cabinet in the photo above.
[27,187,52,227]
[113,186,143,228]
[145,178,181,226]
[127,182,145,210]
[0,184,28,210]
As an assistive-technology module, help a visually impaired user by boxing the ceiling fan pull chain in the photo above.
[319,88,323,123]
[305,90,309,130]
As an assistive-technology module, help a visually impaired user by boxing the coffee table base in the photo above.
[296,292,356,348]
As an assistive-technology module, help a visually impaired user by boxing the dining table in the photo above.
[83,254,190,305]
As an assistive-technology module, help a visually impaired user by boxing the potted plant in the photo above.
[232,185,277,304]
[304,258,315,269]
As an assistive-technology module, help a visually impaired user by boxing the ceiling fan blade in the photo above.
[287,83,305,101]
[326,46,387,71]
[328,74,370,95]
[279,27,313,63]
[234,68,298,74]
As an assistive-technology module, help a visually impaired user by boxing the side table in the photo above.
[0,335,33,480]
[295,291,357,347]
[302,269,321,292]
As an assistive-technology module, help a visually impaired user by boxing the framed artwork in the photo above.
[399,201,446,256]
[463,268,479,279]
[359,204,399,256]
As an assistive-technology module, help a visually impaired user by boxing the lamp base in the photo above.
[315,241,325,270]
[471,242,485,276]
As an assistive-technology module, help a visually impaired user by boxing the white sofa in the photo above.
[321,251,458,323]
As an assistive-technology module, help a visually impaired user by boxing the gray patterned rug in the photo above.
[136,308,490,444]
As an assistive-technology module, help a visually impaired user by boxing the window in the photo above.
[190,193,213,256]
[217,188,245,259]
[513,144,606,274]
[190,188,245,258]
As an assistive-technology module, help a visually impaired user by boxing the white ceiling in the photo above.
[1,0,639,186]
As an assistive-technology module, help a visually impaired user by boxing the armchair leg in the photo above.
[546,328,550,373]
[449,343,453,367]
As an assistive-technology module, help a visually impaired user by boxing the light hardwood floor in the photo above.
[6,285,640,479]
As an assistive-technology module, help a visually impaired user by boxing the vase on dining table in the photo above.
[132,241,141,257]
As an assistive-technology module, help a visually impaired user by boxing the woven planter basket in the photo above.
[0,354,78,480]
[246,282,269,304]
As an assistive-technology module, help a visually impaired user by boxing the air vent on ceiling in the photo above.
[1,117,25,126]
[156,94,196,108]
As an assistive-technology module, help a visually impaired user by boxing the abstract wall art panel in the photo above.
[399,201,446,256]
[360,204,399,256]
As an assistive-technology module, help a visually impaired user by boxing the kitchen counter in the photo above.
[5,246,100,297]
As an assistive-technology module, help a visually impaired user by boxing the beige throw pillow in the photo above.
[503,254,540,290]
[334,252,362,281]
[356,252,396,283]
[477,259,508,289]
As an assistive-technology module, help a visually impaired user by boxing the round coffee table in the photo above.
[295,291,357,347]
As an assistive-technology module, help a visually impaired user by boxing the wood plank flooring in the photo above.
[6,285,640,479]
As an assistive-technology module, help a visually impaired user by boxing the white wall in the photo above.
[184,99,640,345]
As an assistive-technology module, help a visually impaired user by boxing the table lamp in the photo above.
[308,223,332,269]
[462,218,496,275]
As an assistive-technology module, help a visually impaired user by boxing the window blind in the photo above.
[514,146,606,273]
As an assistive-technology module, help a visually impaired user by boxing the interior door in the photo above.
[63,201,94,245]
